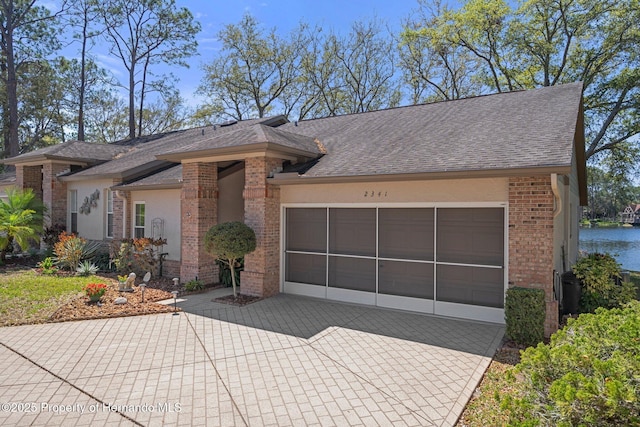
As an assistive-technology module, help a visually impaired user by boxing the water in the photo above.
[579,227,640,272]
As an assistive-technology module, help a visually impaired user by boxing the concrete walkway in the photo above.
[0,289,504,426]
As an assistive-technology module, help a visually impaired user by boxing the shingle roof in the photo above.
[277,82,583,178]
[159,124,321,157]
[114,165,183,189]
[67,117,280,179]
[2,140,126,165]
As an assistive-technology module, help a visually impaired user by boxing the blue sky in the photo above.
[80,0,423,107]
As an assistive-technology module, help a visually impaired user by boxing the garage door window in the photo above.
[285,208,326,285]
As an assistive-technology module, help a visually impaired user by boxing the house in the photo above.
[621,204,640,225]
[2,83,586,337]
[0,171,16,201]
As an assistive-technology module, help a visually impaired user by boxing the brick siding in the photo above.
[241,157,282,297]
[180,162,218,284]
[42,163,69,228]
[508,176,558,337]
[16,165,42,200]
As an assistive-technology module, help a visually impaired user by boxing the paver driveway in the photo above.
[0,290,504,426]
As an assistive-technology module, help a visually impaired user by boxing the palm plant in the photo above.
[0,188,45,261]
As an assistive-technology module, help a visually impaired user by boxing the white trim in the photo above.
[133,201,145,238]
[105,189,114,239]
[327,287,376,305]
[280,203,509,324]
[284,281,326,298]
[434,301,505,324]
[377,294,434,313]
[282,202,507,209]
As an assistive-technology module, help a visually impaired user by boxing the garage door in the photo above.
[283,206,506,323]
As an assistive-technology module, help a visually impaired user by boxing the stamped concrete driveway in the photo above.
[0,290,503,426]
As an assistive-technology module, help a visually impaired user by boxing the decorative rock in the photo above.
[122,272,136,292]
[114,297,127,305]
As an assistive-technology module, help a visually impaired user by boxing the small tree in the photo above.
[204,222,256,298]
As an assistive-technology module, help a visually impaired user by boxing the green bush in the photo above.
[503,301,640,426]
[504,287,546,347]
[184,279,204,292]
[573,252,635,313]
[76,260,99,276]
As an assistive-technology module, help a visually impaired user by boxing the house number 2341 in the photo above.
[363,191,388,198]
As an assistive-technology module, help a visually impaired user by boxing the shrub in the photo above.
[76,260,99,276]
[572,252,635,313]
[204,222,256,298]
[83,283,108,301]
[53,232,86,271]
[37,257,58,275]
[52,232,104,272]
[112,237,166,276]
[503,301,640,426]
[184,279,204,292]
[504,287,546,347]
[42,224,66,255]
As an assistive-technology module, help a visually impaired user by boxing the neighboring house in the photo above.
[621,204,640,225]
[0,171,16,201]
[2,83,587,337]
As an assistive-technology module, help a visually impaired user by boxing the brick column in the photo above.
[180,162,218,284]
[242,157,281,297]
[508,176,558,337]
[42,163,69,228]
[16,165,42,200]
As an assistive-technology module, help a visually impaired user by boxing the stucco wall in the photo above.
[280,177,509,204]
[218,167,245,223]
[67,179,113,241]
[130,189,181,261]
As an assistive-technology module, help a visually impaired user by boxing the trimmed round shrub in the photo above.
[204,222,256,297]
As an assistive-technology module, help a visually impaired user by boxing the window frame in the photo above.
[69,190,78,234]
[134,202,145,238]
[106,189,114,238]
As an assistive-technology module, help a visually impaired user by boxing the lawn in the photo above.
[0,269,100,326]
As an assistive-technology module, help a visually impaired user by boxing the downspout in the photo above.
[115,190,128,238]
[551,173,566,274]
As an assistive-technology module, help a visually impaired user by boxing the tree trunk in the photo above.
[229,258,237,298]
[128,61,136,139]
[77,7,88,141]
[4,8,19,158]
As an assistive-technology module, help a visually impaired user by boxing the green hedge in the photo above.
[505,287,546,347]
[503,301,640,426]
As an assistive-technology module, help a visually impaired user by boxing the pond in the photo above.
[579,226,640,272]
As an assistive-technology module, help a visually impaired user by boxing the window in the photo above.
[69,190,77,233]
[106,189,113,238]
[134,202,145,238]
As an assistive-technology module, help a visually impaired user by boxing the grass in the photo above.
[0,269,103,326]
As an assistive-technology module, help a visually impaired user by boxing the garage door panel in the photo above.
[378,208,434,260]
[436,265,504,308]
[286,208,326,252]
[437,208,504,266]
[328,256,376,292]
[285,253,326,286]
[329,208,376,257]
[378,261,434,299]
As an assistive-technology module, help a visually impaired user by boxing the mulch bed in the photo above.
[49,280,178,323]
[213,294,262,306]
